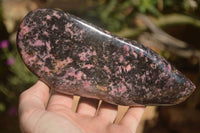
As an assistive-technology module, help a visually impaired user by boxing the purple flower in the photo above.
[7,105,17,116]
[6,57,15,66]
[0,40,9,48]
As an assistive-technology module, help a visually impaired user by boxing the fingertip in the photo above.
[33,80,50,91]
[119,106,146,132]
[125,106,145,122]
[19,80,50,115]
[20,80,49,101]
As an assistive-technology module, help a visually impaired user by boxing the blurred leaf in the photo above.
[139,0,160,16]
[0,102,6,112]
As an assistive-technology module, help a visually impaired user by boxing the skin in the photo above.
[19,81,145,133]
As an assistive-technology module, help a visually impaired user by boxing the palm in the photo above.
[19,81,145,133]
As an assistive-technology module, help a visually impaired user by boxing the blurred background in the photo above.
[0,0,200,132]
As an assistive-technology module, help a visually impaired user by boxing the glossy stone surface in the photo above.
[17,9,196,106]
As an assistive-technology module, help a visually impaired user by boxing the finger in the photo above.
[19,80,50,115]
[97,102,118,123]
[47,92,73,114]
[76,97,99,116]
[18,80,50,132]
[119,106,145,133]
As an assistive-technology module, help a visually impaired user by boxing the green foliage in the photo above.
[89,0,200,31]
[139,0,160,16]
[0,43,37,96]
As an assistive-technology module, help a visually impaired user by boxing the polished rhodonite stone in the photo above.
[17,8,196,106]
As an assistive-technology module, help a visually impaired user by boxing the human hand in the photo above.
[19,81,145,133]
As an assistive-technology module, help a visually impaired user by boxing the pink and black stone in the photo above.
[17,8,196,106]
